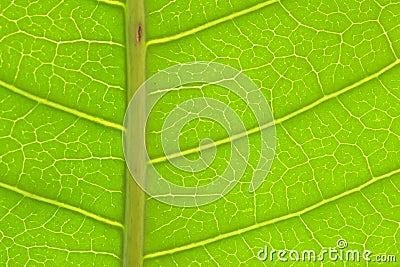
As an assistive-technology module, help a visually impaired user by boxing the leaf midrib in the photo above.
[143,166,400,259]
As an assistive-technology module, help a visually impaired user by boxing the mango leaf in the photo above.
[1,0,400,266]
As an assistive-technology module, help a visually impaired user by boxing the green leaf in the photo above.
[1,0,400,266]
[0,0,126,265]
[142,0,400,266]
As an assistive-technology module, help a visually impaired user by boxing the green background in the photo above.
[1,0,399,266]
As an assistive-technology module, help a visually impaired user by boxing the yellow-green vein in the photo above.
[146,0,280,47]
[143,167,400,259]
[0,181,124,229]
[96,0,126,9]
[0,80,124,131]
[149,58,400,165]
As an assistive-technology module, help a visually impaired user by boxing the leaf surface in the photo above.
[1,0,400,266]
[0,0,126,265]
[143,0,400,266]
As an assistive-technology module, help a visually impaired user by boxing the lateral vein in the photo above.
[149,59,400,164]
[143,167,400,259]
[0,80,124,131]
[146,0,280,47]
[0,181,124,229]
[96,0,126,8]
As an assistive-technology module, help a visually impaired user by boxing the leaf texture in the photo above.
[1,0,400,266]
[143,0,400,266]
[0,0,126,265]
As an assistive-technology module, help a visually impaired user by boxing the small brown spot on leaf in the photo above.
[136,25,142,43]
